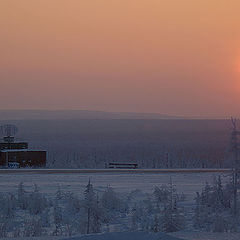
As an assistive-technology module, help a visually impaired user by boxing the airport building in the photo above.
[0,125,46,168]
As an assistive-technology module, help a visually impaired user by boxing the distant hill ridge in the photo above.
[0,110,180,120]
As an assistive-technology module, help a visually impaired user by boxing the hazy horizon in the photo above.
[0,108,234,120]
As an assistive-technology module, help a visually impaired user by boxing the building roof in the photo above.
[0,149,46,153]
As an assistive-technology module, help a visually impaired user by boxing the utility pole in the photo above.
[230,117,240,216]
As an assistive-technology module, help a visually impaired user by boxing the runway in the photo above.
[0,168,233,174]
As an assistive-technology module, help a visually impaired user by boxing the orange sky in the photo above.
[1,0,240,117]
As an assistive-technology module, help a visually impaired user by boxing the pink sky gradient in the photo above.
[1,0,240,117]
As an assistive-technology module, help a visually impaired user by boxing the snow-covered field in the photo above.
[170,231,240,240]
[1,231,240,240]
[0,232,184,240]
[0,171,229,200]
[62,232,184,240]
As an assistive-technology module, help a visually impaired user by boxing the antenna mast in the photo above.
[0,124,18,143]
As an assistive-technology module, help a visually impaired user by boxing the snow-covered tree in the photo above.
[162,198,184,232]
[62,192,81,236]
[55,185,64,200]
[154,185,170,204]
[100,186,123,223]
[28,184,48,215]
[40,209,50,228]
[17,182,28,210]
[83,179,101,234]
[193,175,240,232]
[161,178,184,232]
[213,213,228,232]
[154,214,161,232]
[53,203,63,236]
[0,194,16,219]
[23,217,43,237]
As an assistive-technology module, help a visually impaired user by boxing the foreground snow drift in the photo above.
[62,232,183,240]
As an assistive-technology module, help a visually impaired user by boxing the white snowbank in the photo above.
[170,231,240,240]
[62,232,184,240]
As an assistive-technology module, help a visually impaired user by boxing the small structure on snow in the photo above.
[107,162,138,169]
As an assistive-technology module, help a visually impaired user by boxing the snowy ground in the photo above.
[0,232,184,240]
[1,231,240,240]
[0,171,230,200]
[0,232,183,240]
[170,231,240,240]
[62,232,184,240]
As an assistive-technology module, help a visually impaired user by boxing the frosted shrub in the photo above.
[40,210,51,228]
[65,192,81,214]
[152,214,160,233]
[162,199,184,232]
[0,222,7,238]
[101,186,120,211]
[193,176,239,232]
[53,203,63,236]
[100,186,124,223]
[55,185,64,200]
[161,179,185,233]
[28,184,48,215]
[23,217,43,237]
[61,193,82,236]
[213,214,228,232]
[62,211,77,236]
[152,178,185,232]
[0,194,16,219]
[153,185,170,204]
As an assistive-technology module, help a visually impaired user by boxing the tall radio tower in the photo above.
[230,117,240,216]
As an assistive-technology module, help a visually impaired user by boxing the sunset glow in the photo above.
[1,0,240,117]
